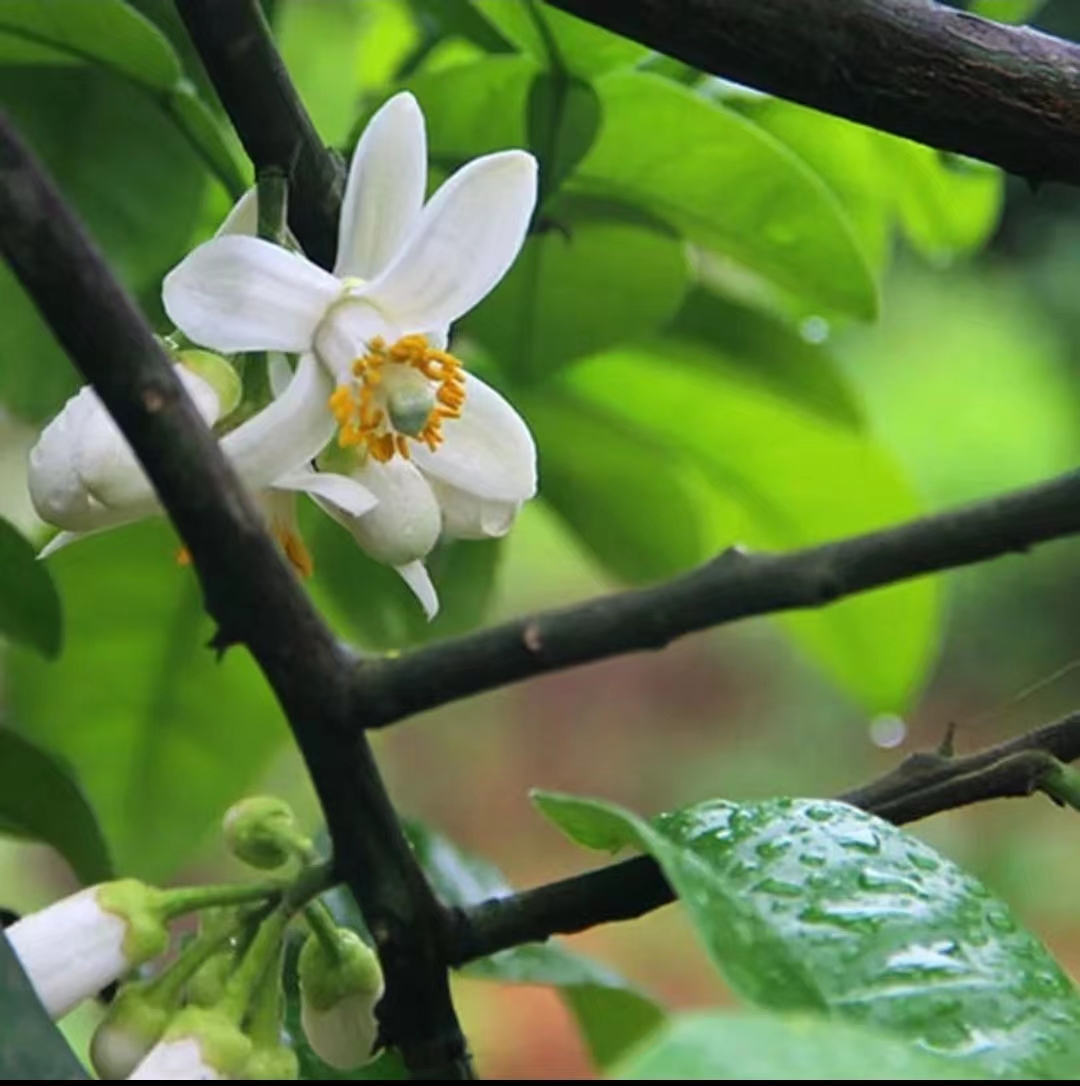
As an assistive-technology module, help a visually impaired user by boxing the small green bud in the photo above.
[175,348,242,417]
[223,796,301,870]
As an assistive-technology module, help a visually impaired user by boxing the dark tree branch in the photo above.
[447,712,1080,964]
[355,469,1080,729]
[0,115,470,1081]
[174,0,344,269]
[547,0,1080,186]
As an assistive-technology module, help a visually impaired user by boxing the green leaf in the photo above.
[969,0,1047,24]
[0,0,179,86]
[742,98,1002,268]
[307,507,503,651]
[735,98,895,271]
[0,730,113,886]
[405,55,537,165]
[559,347,939,712]
[404,820,666,1069]
[873,135,1003,264]
[8,521,286,880]
[527,72,602,207]
[472,0,649,76]
[462,197,690,380]
[0,933,87,1079]
[0,517,61,658]
[573,73,878,319]
[523,390,728,582]
[0,65,207,421]
[666,289,866,430]
[614,1011,982,1080]
[534,793,1080,1078]
[0,0,245,195]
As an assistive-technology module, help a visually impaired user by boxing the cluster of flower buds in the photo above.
[4,796,384,1079]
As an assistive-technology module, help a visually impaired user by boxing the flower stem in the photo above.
[158,880,283,920]
[303,899,345,961]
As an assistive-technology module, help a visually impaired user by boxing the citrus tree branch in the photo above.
[0,114,470,1081]
[548,0,1080,186]
[353,468,1080,729]
[447,712,1080,964]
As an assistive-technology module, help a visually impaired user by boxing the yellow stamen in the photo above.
[176,545,192,567]
[278,529,314,578]
[328,333,467,464]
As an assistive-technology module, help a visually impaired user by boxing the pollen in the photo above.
[329,334,466,463]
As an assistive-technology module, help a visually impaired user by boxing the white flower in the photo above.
[163,92,538,616]
[27,354,376,573]
[6,882,169,1020]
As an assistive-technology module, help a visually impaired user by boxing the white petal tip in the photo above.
[38,531,80,560]
[396,561,439,620]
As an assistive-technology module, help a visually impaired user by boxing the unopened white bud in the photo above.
[6,881,168,1020]
[129,1006,252,1081]
[298,929,383,1070]
[90,984,169,1079]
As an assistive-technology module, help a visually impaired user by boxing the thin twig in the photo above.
[353,471,1080,729]
[447,712,1080,964]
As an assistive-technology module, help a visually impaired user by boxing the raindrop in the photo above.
[869,713,907,748]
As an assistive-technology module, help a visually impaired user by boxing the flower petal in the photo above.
[163,236,341,354]
[221,354,335,488]
[428,478,521,540]
[38,530,82,559]
[411,373,536,502]
[274,469,378,519]
[361,150,537,330]
[314,299,393,382]
[215,186,259,238]
[336,92,427,281]
[316,458,440,568]
[395,560,439,621]
[77,367,219,510]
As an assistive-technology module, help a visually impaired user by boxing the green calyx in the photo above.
[241,1044,300,1080]
[164,1005,253,1078]
[96,879,170,965]
[90,984,170,1078]
[298,927,384,1012]
[175,348,242,417]
[223,796,313,870]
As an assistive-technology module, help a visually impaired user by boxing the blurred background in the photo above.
[5,0,1080,1077]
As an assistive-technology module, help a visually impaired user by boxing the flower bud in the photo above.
[298,928,383,1070]
[6,881,169,1020]
[90,983,169,1080]
[222,796,300,870]
[174,348,241,418]
[129,1006,252,1081]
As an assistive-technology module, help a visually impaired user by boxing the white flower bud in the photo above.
[6,881,169,1020]
[90,984,169,1079]
[129,1006,252,1081]
[298,929,384,1071]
